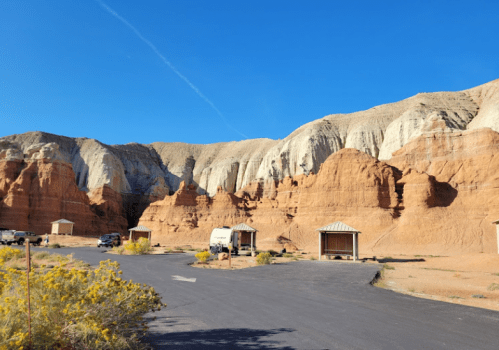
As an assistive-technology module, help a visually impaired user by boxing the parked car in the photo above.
[0,227,9,245]
[97,233,121,248]
[2,231,42,246]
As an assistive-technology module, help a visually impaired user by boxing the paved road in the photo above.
[27,247,499,349]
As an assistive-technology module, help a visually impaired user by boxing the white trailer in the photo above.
[209,226,239,255]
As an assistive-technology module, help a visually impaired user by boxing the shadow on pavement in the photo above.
[146,327,296,349]
[377,258,425,263]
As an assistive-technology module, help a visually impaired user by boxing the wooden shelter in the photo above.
[128,225,152,242]
[316,222,360,261]
[231,223,257,255]
[51,219,74,235]
[491,219,499,254]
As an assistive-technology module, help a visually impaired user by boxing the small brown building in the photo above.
[316,222,360,261]
[128,225,152,242]
[51,219,74,235]
[231,223,257,254]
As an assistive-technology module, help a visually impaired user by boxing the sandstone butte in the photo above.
[1,79,499,255]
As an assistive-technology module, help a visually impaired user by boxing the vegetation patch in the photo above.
[195,251,211,263]
[124,238,152,255]
[0,247,165,349]
[487,283,499,291]
[256,252,272,265]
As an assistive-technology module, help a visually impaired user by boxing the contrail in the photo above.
[95,0,248,139]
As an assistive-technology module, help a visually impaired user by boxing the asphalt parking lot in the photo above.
[19,247,499,349]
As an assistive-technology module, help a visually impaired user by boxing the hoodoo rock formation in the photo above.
[1,79,499,254]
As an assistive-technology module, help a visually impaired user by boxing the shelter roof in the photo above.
[231,223,257,232]
[128,225,152,232]
[316,221,360,233]
[51,219,74,224]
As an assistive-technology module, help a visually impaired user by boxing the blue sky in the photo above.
[1,0,498,145]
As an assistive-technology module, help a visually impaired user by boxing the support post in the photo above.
[319,232,321,261]
[26,239,31,347]
[251,232,254,257]
[353,233,357,262]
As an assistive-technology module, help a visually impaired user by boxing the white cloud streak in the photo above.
[95,0,248,139]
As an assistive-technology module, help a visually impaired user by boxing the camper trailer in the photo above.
[209,226,239,255]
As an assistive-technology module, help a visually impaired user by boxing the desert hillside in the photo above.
[1,79,499,253]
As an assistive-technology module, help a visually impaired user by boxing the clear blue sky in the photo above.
[1,0,498,145]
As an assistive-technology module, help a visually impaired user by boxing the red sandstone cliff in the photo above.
[0,158,127,236]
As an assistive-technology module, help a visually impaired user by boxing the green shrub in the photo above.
[48,243,61,249]
[0,256,164,349]
[282,253,294,258]
[256,252,272,265]
[195,251,211,263]
[124,238,152,255]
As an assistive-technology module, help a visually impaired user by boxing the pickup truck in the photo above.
[2,231,42,246]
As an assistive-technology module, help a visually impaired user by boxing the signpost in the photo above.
[25,239,32,347]
[228,244,232,268]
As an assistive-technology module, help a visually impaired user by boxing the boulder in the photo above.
[218,253,229,261]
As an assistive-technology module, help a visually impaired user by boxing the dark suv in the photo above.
[97,233,121,248]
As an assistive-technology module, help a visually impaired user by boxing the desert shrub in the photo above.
[195,251,211,263]
[48,243,61,249]
[33,251,50,260]
[487,283,499,291]
[256,252,272,265]
[112,246,125,255]
[0,246,23,264]
[282,253,294,258]
[0,257,164,349]
[124,238,152,255]
[174,246,183,251]
[310,256,316,260]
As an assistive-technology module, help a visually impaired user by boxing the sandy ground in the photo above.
[36,236,499,312]
[374,253,499,312]
[190,251,318,270]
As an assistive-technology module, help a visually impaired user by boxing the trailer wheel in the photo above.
[18,239,24,246]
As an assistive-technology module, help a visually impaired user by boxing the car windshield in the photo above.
[101,235,112,240]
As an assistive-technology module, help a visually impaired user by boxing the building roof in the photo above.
[231,223,257,232]
[316,221,361,233]
[128,225,152,232]
[51,219,74,224]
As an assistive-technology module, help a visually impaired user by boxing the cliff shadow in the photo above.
[146,326,296,350]
[434,181,458,207]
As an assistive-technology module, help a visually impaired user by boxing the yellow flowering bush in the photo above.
[0,249,164,349]
[195,251,210,263]
[256,252,272,265]
[124,238,152,255]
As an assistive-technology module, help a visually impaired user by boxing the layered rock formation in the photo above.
[0,143,127,236]
[139,120,499,255]
[2,80,498,205]
[1,79,499,253]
